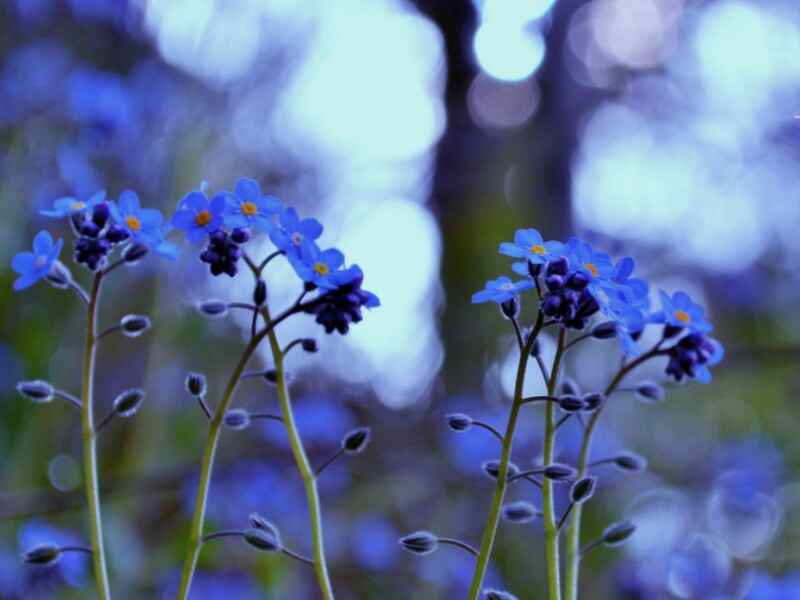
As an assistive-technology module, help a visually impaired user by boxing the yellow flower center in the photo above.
[530,244,546,255]
[313,262,330,276]
[195,210,212,227]
[585,262,599,277]
[241,202,258,216]
[126,216,142,231]
[70,201,86,211]
[674,309,691,324]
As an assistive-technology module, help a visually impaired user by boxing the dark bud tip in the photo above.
[46,261,72,289]
[559,378,580,397]
[558,395,586,413]
[230,227,251,244]
[253,280,267,306]
[591,321,618,340]
[185,372,207,398]
[581,393,605,412]
[485,589,519,600]
[398,531,438,556]
[120,314,151,337]
[223,409,251,430]
[614,452,648,472]
[663,323,683,339]
[527,260,542,278]
[543,463,577,483]
[501,501,541,524]
[546,256,569,276]
[301,338,319,353]
[113,388,145,417]
[499,296,520,320]
[529,337,541,357]
[23,544,62,566]
[571,476,598,504]
[248,513,280,540]
[602,520,637,546]
[446,413,473,432]
[198,299,229,319]
[342,427,371,454]
[482,460,520,481]
[263,369,279,385]
[16,380,55,403]
[122,243,148,264]
[243,528,281,552]
[303,281,318,292]
[635,381,665,403]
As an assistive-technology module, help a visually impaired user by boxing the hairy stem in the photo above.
[83,272,111,599]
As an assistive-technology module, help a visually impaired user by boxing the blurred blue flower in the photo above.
[566,237,614,281]
[172,191,227,242]
[12,231,63,291]
[351,514,399,571]
[667,536,731,599]
[270,207,323,256]
[747,572,800,600]
[40,190,106,218]
[160,570,261,600]
[499,228,565,266]
[262,396,356,449]
[225,178,283,232]
[109,190,165,248]
[288,243,345,290]
[0,548,24,599]
[472,276,533,304]
[19,521,89,589]
[655,291,713,334]
[67,68,137,140]
[0,42,71,123]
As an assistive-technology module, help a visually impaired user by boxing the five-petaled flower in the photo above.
[656,291,712,334]
[288,243,346,290]
[500,228,566,271]
[172,190,227,242]
[225,178,283,233]
[472,276,533,304]
[566,237,613,281]
[12,230,63,291]
[109,190,165,248]
[40,190,106,218]
[269,207,323,257]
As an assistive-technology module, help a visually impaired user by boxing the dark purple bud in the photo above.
[91,202,110,227]
[120,314,151,337]
[243,528,281,552]
[527,260,542,278]
[23,544,62,566]
[571,476,597,504]
[253,280,267,306]
[483,460,520,481]
[576,295,600,319]
[635,381,665,403]
[602,521,636,546]
[543,463,577,482]
[484,589,519,600]
[301,338,319,353]
[566,271,590,290]
[106,225,130,244]
[500,296,520,320]
[581,393,605,411]
[663,323,683,339]
[122,243,148,264]
[79,221,100,238]
[560,378,580,397]
[185,372,207,398]
[223,409,251,430]
[613,452,647,472]
[230,227,251,244]
[342,427,371,454]
[546,256,569,276]
[16,380,54,403]
[113,388,145,417]
[544,274,564,292]
[399,531,438,555]
[591,321,618,339]
[541,294,562,316]
[501,501,541,523]
[198,299,229,318]
[558,395,585,413]
[446,413,473,432]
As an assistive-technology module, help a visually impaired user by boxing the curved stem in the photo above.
[264,304,336,600]
[466,313,543,600]
[438,537,479,557]
[472,420,504,442]
[315,448,345,477]
[563,347,663,600]
[82,272,111,599]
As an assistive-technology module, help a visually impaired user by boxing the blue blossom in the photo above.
[666,334,724,384]
[40,190,106,218]
[224,178,283,233]
[109,190,164,248]
[171,191,227,243]
[303,266,380,334]
[655,291,713,334]
[269,207,323,256]
[472,276,533,304]
[747,572,800,600]
[11,231,63,291]
[595,256,651,355]
[288,243,345,290]
[19,521,88,589]
[499,228,565,271]
[566,237,613,282]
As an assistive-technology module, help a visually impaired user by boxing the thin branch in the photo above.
[68,281,90,306]
[282,547,315,566]
[520,395,560,406]
[60,545,94,556]
[250,413,283,423]
[510,317,524,353]
[259,250,284,272]
[472,420,504,442]
[196,397,212,420]
[557,502,575,530]
[53,390,82,410]
[94,409,116,434]
[438,537,479,558]
[202,530,244,544]
[315,448,345,477]
[95,324,122,341]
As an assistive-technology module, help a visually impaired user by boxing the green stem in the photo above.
[176,330,270,600]
[542,328,566,600]
[83,273,111,600]
[264,305,336,600]
[466,314,543,600]
[563,348,661,600]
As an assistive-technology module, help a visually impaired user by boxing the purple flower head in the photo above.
[499,228,566,270]
[171,190,227,243]
[288,242,345,290]
[666,334,724,384]
[224,178,283,233]
[12,231,63,291]
[472,276,534,304]
[269,207,323,256]
[109,190,165,249]
[655,291,712,334]
[40,190,106,218]
[304,265,380,334]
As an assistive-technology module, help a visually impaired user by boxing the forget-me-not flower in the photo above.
[269,207,323,256]
[567,237,613,281]
[12,231,63,291]
[109,190,164,248]
[500,228,566,265]
[224,178,283,233]
[172,191,227,242]
[288,243,345,290]
[40,190,106,218]
[655,291,712,334]
[472,276,534,304]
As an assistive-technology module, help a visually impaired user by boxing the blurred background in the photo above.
[1,0,799,598]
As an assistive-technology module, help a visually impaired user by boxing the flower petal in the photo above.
[235,178,260,202]
[32,231,53,255]
[11,252,35,274]
[118,190,140,215]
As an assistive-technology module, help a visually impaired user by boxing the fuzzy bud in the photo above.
[446,413,473,432]
[485,590,519,600]
[571,476,597,504]
[185,372,207,398]
[113,388,145,417]
[243,528,281,552]
[543,463,577,482]
[120,314,151,337]
[249,513,280,540]
[398,531,438,556]
[635,382,665,403]
[501,501,540,523]
[301,338,319,353]
[198,299,229,319]
[16,380,55,403]
[558,395,586,413]
[253,280,267,306]
[122,242,148,264]
[559,378,580,397]
[613,452,648,473]
[223,409,251,430]
[483,460,520,481]
[500,296,520,320]
[591,321,618,339]
[342,427,371,454]
[602,521,636,546]
[23,544,62,566]
[581,393,605,412]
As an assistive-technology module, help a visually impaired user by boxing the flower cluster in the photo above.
[474,228,724,383]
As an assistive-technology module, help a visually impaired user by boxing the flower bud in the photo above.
[46,261,72,289]
[501,501,540,523]
[249,513,280,540]
[243,528,281,552]
[581,393,605,411]
[113,388,145,417]
[591,321,618,339]
[253,280,267,306]
[529,337,541,357]
[122,242,148,264]
[92,202,110,228]
[16,380,55,403]
[398,531,438,556]
[485,590,518,600]
[198,299,228,319]
[635,382,665,403]
[571,476,597,504]
[23,544,62,566]
[223,409,251,430]
[120,314,151,338]
[546,256,568,276]
[231,227,251,244]
[446,413,473,432]
[559,378,580,397]
[482,460,520,481]
[602,520,636,546]
[613,452,647,473]
[543,463,577,482]
[558,395,585,413]
[527,260,542,278]
[541,294,562,316]
[663,324,683,339]
[301,338,318,353]
[185,372,207,398]
[106,225,130,244]
[342,427,371,454]
[499,296,520,320]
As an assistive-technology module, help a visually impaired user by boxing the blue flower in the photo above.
[594,256,652,355]
[303,265,380,334]
[11,231,63,291]
[566,237,613,281]
[472,276,534,304]
[288,243,345,290]
[499,228,566,269]
[171,191,227,243]
[40,190,106,218]
[224,178,283,233]
[109,190,164,248]
[269,207,323,256]
[655,291,712,334]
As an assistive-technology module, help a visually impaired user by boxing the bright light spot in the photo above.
[468,74,540,129]
[474,22,546,82]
